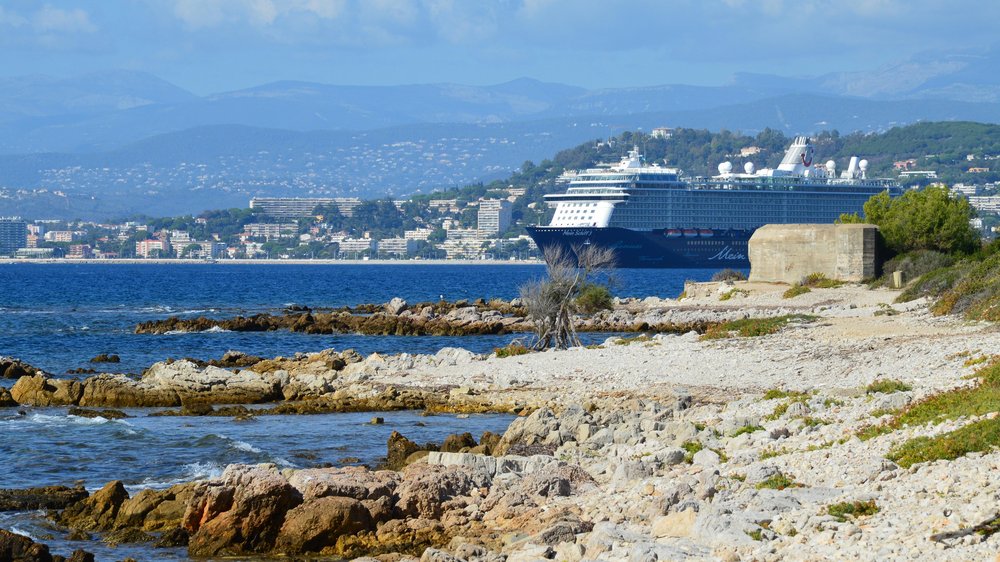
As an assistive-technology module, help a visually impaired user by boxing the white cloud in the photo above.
[32,5,98,33]
[171,0,347,29]
[0,7,29,28]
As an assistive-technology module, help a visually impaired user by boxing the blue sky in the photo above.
[0,0,996,94]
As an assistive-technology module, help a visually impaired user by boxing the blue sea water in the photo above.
[0,263,719,375]
[0,263,725,560]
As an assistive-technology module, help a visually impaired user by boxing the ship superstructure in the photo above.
[527,137,901,268]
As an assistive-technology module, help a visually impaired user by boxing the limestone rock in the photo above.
[441,432,477,453]
[652,509,697,538]
[58,480,129,531]
[0,387,14,407]
[11,374,83,406]
[0,485,88,511]
[184,464,302,557]
[386,298,408,315]
[275,496,375,553]
[287,466,400,502]
[396,464,483,520]
[0,529,53,562]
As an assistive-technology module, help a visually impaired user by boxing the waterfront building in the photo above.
[43,230,76,243]
[651,127,674,139]
[477,199,512,235]
[250,197,362,218]
[15,247,54,259]
[404,228,434,241]
[68,245,93,259]
[136,239,170,258]
[338,238,376,256]
[0,217,27,257]
[378,237,417,257]
[244,223,299,240]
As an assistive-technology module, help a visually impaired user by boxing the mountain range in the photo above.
[4,45,1000,219]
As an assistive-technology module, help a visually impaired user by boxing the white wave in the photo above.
[230,439,262,453]
[162,326,232,335]
[128,461,224,492]
[273,457,297,468]
[30,413,109,426]
[9,526,39,541]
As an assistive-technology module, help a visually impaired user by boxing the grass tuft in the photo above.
[782,284,811,299]
[732,424,765,437]
[614,334,653,345]
[494,343,530,358]
[763,388,807,400]
[681,440,703,463]
[801,273,845,289]
[701,314,816,340]
[826,500,879,522]
[755,474,802,490]
[719,288,750,301]
[865,379,912,394]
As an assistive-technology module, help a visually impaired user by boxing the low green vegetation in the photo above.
[782,284,811,299]
[701,314,816,340]
[614,334,652,345]
[746,529,764,541]
[719,288,750,301]
[888,417,1000,468]
[575,283,614,314]
[865,379,912,394]
[711,268,748,282]
[756,474,802,490]
[681,440,704,463]
[859,360,1000,441]
[826,500,879,522]
[930,252,1000,321]
[764,392,809,421]
[870,250,956,289]
[801,273,845,289]
[494,343,530,358]
[759,447,789,460]
[732,424,765,437]
[763,388,808,400]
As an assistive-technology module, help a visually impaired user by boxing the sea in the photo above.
[0,262,724,560]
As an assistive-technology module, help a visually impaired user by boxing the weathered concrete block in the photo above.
[748,224,881,284]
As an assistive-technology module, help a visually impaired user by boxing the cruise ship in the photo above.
[526,137,902,268]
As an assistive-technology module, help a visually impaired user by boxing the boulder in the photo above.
[0,387,14,407]
[141,361,281,404]
[0,357,42,380]
[10,375,83,406]
[441,432,477,453]
[78,374,178,408]
[58,481,129,531]
[287,466,400,503]
[184,464,303,557]
[652,509,697,538]
[385,431,423,470]
[396,464,484,520]
[275,496,375,553]
[0,485,88,511]
[386,298,408,315]
[0,529,52,562]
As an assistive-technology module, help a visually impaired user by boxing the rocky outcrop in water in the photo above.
[0,485,88,511]
[0,529,94,562]
[0,357,44,380]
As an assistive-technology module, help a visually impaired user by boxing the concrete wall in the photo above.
[748,224,881,284]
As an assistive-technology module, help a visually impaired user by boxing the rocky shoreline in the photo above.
[3,281,1000,560]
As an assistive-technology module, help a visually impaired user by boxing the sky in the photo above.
[0,0,997,95]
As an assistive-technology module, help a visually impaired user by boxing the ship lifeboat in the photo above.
[682,229,698,237]
[665,229,682,237]
[698,229,714,237]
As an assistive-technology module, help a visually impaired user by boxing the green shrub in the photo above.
[576,283,614,314]
[931,253,1000,321]
[865,379,912,394]
[711,268,748,282]
[494,343,530,358]
[783,284,811,299]
[826,500,879,522]
[853,187,979,255]
[897,262,973,303]
[873,250,956,289]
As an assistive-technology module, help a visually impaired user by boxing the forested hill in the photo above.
[461,121,1000,198]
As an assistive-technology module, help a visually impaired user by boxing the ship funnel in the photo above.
[777,136,814,174]
[846,156,859,178]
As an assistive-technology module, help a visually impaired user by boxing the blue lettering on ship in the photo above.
[708,246,747,261]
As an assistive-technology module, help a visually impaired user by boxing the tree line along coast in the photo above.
[3,120,1000,261]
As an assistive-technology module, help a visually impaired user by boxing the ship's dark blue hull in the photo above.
[526,226,752,268]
